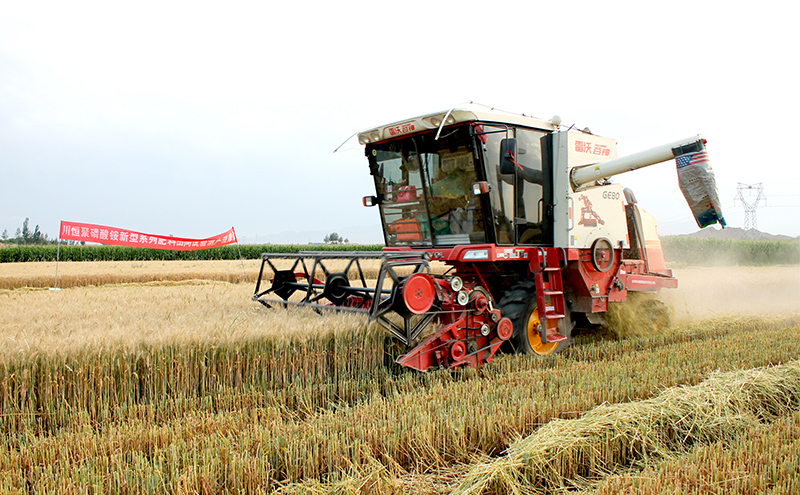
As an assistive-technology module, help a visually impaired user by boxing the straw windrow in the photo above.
[591,409,800,494]
[456,361,800,495]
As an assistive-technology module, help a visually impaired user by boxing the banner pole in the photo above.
[52,237,62,290]
[234,227,248,283]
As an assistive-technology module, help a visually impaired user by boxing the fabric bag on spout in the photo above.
[676,151,726,228]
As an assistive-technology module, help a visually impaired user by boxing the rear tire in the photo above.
[499,281,573,355]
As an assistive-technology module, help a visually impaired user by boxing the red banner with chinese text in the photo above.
[59,221,237,251]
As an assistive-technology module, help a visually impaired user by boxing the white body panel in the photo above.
[567,133,618,167]
[567,184,629,249]
[552,131,619,248]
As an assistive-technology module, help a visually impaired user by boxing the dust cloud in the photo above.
[660,265,800,322]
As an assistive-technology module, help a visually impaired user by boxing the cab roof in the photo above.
[357,103,558,145]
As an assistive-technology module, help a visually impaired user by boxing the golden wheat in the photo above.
[1,260,798,494]
[0,259,259,290]
[0,281,374,358]
[2,310,799,493]
[0,258,451,291]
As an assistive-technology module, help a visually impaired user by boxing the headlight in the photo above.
[462,249,489,260]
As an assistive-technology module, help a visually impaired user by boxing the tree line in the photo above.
[0,218,58,245]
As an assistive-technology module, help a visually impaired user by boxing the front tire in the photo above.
[499,281,573,355]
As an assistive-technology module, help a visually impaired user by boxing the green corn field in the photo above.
[0,243,385,263]
[2,237,798,265]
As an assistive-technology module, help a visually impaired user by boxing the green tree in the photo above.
[9,218,55,245]
[323,232,343,244]
[22,219,29,239]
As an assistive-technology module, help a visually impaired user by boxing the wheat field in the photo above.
[0,260,799,494]
[0,260,258,290]
[0,257,444,291]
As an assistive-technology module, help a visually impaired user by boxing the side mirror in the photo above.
[362,195,380,207]
[471,181,491,195]
[499,138,518,175]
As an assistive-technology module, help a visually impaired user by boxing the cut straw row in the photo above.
[455,360,800,495]
[591,410,800,494]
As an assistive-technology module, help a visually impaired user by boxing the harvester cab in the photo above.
[254,104,725,371]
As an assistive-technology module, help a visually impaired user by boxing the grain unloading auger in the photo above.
[254,104,725,371]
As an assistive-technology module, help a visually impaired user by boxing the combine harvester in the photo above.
[254,104,725,371]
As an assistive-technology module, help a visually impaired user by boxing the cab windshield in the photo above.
[368,126,486,247]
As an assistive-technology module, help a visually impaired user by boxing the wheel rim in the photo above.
[526,307,559,355]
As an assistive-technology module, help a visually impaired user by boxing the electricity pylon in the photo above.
[734,183,766,239]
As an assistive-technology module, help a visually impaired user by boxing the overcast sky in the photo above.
[2,1,799,244]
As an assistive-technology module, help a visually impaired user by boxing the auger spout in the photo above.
[570,135,707,188]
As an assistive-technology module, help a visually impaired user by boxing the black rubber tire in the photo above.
[498,280,573,355]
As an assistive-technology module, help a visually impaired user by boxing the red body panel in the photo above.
[384,244,677,316]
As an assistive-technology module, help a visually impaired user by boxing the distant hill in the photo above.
[669,227,796,242]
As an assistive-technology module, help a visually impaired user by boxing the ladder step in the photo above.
[536,253,567,346]
[544,326,568,343]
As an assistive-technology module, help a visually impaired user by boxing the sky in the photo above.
[2,1,799,244]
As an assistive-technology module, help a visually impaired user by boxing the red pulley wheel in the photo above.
[450,341,467,361]
[496,317,513,341]
[471,293,489,314]
[402,273,436,315]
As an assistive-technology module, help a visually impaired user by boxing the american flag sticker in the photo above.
[676,151,709,169]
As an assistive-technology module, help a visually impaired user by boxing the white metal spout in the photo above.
[570,135,705,189]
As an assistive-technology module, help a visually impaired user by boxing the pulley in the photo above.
[496,317,513,341]
[470,292,489,314]
[402,273,437,315]
[450,341,467,362]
